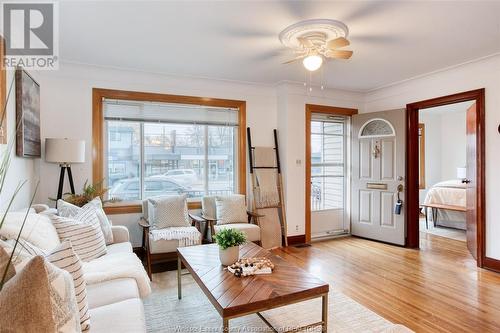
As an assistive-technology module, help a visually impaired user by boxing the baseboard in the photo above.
[483,256,500,273]
[287,234,306,246]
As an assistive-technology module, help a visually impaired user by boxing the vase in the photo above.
[219,246,239,266]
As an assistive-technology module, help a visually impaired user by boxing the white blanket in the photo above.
[150,227,201,247]
[253,147,280,208]
[83,252,152,298]
[423,180,466,230]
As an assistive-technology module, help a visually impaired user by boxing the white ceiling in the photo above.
[59,1,500,91]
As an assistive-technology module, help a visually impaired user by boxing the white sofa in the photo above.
[0,207,149,333]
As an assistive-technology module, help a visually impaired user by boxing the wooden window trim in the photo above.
[92,88,246,215]
[418,123,425,189]
[305,104,358,243]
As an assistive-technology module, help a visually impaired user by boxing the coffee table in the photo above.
[177,242,329,332]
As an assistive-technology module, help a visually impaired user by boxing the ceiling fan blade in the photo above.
[282,56,305,64]
[326,37,350,50]
[325,50,353,59]
[297,36,313,48]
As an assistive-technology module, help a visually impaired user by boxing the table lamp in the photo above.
[45,138,85,201]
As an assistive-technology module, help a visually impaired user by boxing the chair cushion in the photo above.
[147,195,190,228]
[148,235,179,254]
[86,278,140,309]
[215,195,248,225]
[58,198,114,245]
[89,298,146,333]
[214,223,261,242]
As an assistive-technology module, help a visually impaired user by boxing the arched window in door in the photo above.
[359,118,395,138]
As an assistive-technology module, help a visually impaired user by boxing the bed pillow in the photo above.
[0,256,81,333]
[147,195,190,228]
[46,241,90,332]
[58,198,114,245]
[50,209,107,262]
[215,195,248,225]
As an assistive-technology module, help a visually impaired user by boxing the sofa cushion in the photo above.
[58,198,114,245]
[214,223,261,242]
[147,195,190,228]
[0,212,60,251]
[50,210,107,262]
[86,278,140,309]
[89,298,146,333]
[215,195,248,225]
[148,236,179,254]
[106,242,133,255]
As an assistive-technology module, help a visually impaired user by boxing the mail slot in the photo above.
[366,183,388,190]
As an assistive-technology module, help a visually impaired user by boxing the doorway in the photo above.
[305,104,358,243]
[406,89,486,268]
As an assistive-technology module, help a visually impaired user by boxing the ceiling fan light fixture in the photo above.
[303,54,323,71]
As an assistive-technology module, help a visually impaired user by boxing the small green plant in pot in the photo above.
[213,228,246,266]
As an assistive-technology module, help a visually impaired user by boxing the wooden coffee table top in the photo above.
[177,242,329,318]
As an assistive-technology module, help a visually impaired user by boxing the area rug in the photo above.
[144,271,412,333]
[419,218,466,242]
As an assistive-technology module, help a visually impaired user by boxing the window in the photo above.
[359,118,395,138]
[93,89,246,208]
[310,115,348,211]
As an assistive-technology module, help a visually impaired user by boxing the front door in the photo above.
[351,110,406,245]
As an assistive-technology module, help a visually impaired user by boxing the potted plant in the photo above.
[213,228,246,266]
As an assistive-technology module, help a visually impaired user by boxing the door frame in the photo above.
[406,89,485,267]
[305,104,358,243]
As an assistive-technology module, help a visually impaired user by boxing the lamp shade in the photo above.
[45,138,85,164]
[457,167,466,179]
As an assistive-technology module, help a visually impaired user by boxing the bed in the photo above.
[423,179,466,230]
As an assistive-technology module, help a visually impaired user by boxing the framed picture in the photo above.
[16,69,41,158]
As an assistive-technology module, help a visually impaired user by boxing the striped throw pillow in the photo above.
[50,209,107,262]
[46,240,90,332]
[58,198,114,245]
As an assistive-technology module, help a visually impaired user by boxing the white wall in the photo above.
[36,63,279,245]
[419,108,466,202]
[364,54,500,259]
[440,111,466,180]
[0,70,39,212]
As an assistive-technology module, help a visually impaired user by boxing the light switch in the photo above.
[296,159,302,166]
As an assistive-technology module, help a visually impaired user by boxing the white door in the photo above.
[351,110,406,245]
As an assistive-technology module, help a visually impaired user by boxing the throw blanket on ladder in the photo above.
[253,147,280,208]
[150,227,201,247]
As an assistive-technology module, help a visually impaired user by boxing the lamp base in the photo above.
[56,164,76,204]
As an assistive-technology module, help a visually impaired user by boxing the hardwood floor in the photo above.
[273,233,500,333]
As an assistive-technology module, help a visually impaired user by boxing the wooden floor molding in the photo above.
[272,233,500,333]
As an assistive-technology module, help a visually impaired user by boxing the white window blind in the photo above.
[103,99,239,126]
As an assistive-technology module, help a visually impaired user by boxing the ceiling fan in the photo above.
[279,19,353,71]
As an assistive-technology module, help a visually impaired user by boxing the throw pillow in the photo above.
[147,195,190,228]
[58,198,114,245]
[0,246,15,284]
[1,238,45,271]
[50,209,107,262]
[0,256,81,333]
[215,194,248,225]
[46,241,90,332]
[201,196,217,220]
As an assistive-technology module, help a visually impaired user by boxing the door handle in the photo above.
[462,179,471,184]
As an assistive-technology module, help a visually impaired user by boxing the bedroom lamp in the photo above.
[457,167,467,180]
[45,138,86,201]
